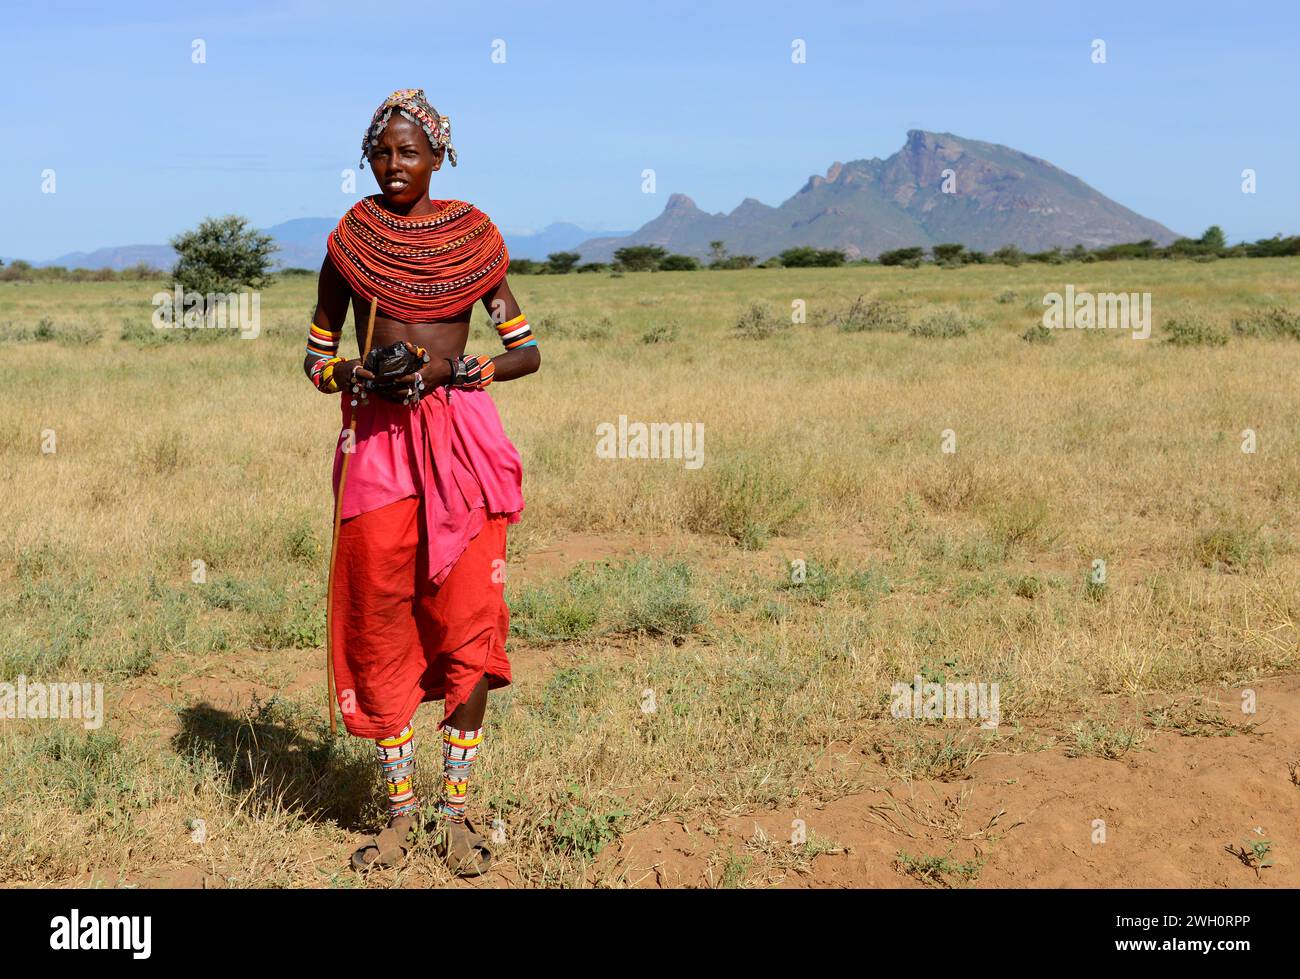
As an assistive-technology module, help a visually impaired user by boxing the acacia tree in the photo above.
[931,243,966,265]
[613,245,668,271]
[545,251,580,274]
[170,215,276,298]
[1199,225,1227,253]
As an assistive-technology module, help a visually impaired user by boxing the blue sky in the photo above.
[2,0,1296,259]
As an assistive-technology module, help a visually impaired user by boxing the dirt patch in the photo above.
[603,677,1300,888]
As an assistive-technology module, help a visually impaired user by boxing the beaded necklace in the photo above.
[327,196,509,322]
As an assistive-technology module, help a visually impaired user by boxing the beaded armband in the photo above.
[310,355,345,394]
[306,322,341,358]
[495,313,536,351]
[448,354,495,391]
[306,321,345,393]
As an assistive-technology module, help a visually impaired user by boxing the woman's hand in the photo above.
[340,359,376,404]
[387,342,444,405]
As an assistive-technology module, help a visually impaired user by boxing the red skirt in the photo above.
[330,496,511,739]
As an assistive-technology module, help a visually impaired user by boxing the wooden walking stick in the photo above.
[325,297,379,735]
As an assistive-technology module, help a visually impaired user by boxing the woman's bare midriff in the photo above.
[350,297,471,361]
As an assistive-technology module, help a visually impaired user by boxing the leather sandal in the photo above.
[350,811,419,872]
[433,816,494,877]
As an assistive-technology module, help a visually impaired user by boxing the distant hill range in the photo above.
[574,130,1181,262]
[9,218,630,272]
[9,132,1176,270]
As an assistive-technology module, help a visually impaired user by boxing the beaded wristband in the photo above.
[462,354,495,390]
[306,321,341,358]
[494,313,536,351]
[310,355,345,393]
[447,354,495,390]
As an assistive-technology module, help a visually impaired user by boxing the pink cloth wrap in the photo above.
[332,387,524,586]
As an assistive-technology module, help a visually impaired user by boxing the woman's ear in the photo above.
[432,146,446,171]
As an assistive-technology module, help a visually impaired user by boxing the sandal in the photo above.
[433,816,494,877]
[350,811,420,872]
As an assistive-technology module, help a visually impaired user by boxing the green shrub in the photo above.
[121,317,178,347]
[1230,307,1300,339]
[55,322,104,346]
[1011,575,1044,599]
[1164,315,1228,347]
[508,568,604,643]
[733,301,787,340]
[685,457,807,549]
[640,322,679,344]
[541,797,627,858]
[829,296,907,333]
[779,247,846,267]
[538,315,612,341]
[878,247,925,267]
[612,561,708,640]
[658,254,700,271]
[509,559,707,644]
[779,558,891,605]
[1192,526,1268,571]
[910,308,979,338]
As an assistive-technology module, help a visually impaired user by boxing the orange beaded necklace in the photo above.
[327,195,509,322]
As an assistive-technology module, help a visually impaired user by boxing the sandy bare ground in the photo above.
[604,675,1300,888]
[89,666,1300,890]
[100,665,1299,886]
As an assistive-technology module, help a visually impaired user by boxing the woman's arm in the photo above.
[477,276,540,382]
[302,255,374,392]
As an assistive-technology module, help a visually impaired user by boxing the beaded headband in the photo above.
[360,88,457,169]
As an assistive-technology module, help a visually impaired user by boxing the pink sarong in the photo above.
[331,387,524,585]
[328,386,524,738]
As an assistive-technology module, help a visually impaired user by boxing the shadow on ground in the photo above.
[172,698,378,832]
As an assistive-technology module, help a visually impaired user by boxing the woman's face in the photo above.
[368,114,443,207]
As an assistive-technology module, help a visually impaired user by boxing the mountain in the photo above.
[15,218,626,272]
[573,130,1181,262]
[26,244,179,272]
[260,217,337,270]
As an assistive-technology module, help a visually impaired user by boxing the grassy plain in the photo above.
[1,258,1297,887]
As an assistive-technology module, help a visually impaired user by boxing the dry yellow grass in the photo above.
[1,258,1297,886]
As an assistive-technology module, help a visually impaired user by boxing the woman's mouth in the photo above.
[384,178,408,191]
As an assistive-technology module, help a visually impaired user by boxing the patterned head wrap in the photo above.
[360,88,457,169]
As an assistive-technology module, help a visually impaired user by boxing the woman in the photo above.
[302,89,540,876]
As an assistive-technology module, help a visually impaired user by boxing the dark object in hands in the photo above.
[363,341,425,402]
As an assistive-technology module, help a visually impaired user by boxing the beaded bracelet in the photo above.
[448,353,495,391]
[310,355,345,393]
[494,313,536,351]
[306,321,341,358]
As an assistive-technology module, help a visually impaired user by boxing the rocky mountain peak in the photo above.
[576,131,1179,261]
